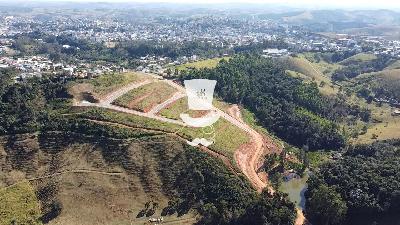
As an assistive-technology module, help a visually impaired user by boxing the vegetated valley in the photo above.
[1,51,399,225]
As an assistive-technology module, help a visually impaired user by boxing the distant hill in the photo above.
[264,9,400,33]
[339,53,377,66]
[355,68,400,101]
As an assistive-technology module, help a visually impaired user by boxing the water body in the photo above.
[279,173,309,210]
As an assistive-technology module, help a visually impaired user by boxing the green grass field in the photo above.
[175,57,230,71]
[77,107,249,158]
[112,81,177,112]
[240,107,284,148]
[89,72,146,96]
[0,182,42,225]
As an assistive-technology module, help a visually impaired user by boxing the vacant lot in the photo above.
[113,81,177,112]
[70,72,147,101]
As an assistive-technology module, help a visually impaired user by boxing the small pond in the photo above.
[279,173,309,210]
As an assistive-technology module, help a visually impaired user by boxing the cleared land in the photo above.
[159,97,232,121]
[69,72,147,101]
[174,57,230,71]
[112,81,177,112]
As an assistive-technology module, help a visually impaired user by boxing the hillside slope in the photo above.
[0,121,257,225]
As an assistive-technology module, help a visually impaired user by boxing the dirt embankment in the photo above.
[228,105,307,225]
[227,105,281,193]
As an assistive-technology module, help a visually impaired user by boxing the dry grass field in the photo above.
[112,81,177,112]
[69,72,147,101]
[285,56,339,95]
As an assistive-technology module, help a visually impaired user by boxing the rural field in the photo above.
[349,97,400,143]
[0,182,41,225]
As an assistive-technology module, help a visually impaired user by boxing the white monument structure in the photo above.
[180,79,220,146]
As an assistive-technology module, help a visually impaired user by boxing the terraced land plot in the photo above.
[158,97,249,155]
[70,72,147,101]
[112,81,177,112]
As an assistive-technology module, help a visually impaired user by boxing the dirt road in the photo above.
[73,76,305,224]
[147,92,185,115]
[74,76,274,193]
[295,208,306,225]
[74,80,186,126]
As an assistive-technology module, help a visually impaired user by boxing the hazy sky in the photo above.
[8,0,400,10]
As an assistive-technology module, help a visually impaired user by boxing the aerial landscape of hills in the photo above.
[0,1,399,225]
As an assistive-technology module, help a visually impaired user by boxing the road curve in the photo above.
[73,74,302,224]
[74,75,271,193]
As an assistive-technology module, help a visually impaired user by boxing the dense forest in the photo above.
[180,55,368,150]
[0,68,70,134]
[306,140,400,225]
